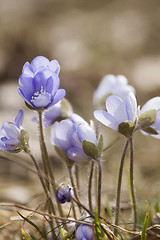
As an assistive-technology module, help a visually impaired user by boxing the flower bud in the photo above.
[56,184,73,204]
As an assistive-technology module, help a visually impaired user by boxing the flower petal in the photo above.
[14,110,24,128]
[30,56,49,73]
[53,119,75,151]
[140,97,160,113]
[77,123,97,145]
[48,60,60,75]
[94,110,119,131]
[2,122,20,139]
[22,62,34,77]
[106,95,128,123]
[32,92,51,108]
[67,147,88,161]
[125,92,137,122]
[48,89,66,108]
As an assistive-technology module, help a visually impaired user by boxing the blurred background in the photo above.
[0,0,160,229]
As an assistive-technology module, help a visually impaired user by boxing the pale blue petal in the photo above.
[50,74,60,94]
[14,110,24,128]
[77,123,97,145]
[54,119,75,151]
[18,88,35,108]
[2,122,20,139]
[71,132,82,148]
[22,62,34,77]
[106,95,128,122]
[43,102,61,127]
[30,56,49,73]
[94,110,119,131]
[48,60,60,74]
[125,92,137,122]
[32,92,51,108]
[0,142,7,151]
[67,147,88,161]
[1,137,19,145]
[82,224,93,239]
[140,97,160,114]
[75,224,83,240]
[19,75,35,97]
[48,89,66,108]
[70,113,87,124]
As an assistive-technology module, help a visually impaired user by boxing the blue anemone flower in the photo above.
[18,56,66,110]
[0,110,24,151]
[51,114,97,161]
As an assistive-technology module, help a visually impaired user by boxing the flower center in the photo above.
[31,86,45,102]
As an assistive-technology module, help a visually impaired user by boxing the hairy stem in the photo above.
[38,111,64,219]
[97,158,102,216]
[88,160,95,212]
[114,140,129,233]
[129,137,137,230]
[68,166,82,213]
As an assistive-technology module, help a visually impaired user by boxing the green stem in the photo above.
[129,137,137,231]
[97,158,102,216]
[114,140,129,233]
[88,160,94,212]
[38,111,65,219]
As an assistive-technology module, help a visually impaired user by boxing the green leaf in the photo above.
[18,212,47,240]
[21,228,32,240]
[141,127,158,135]
[118,121,135,138]
[139,109,157,129]
[54,145,74,167]
[94,210,102,240]
[140,202,150,240]
[97,135,103,157]
[82,140,98,160]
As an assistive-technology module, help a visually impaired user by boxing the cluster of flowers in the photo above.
[0,56,160,239]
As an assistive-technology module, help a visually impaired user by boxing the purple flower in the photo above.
[93,74,135,106]
[0,110,24,151]
[75,221,93,240]
[56,184,73,204]
[18,56,66,110]
[51,114,98,161]
[94,92,137,136]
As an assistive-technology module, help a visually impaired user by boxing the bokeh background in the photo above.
[0,0,160,235]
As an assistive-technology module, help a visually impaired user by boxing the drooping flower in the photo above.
[18,56,66,110]
[56,183,73,204]
[138,97,160,138]
[93,74,135,107]
[94,92,137,137]
[0,110,24,151]
[51,114,98,161]
[75,220,93,240]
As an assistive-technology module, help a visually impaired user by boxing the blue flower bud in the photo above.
[56,184,73,204]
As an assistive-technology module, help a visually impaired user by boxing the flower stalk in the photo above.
[38,110,65,219]
[114,139,129,233]
[129,137,137,230]
[88,160,95,212]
